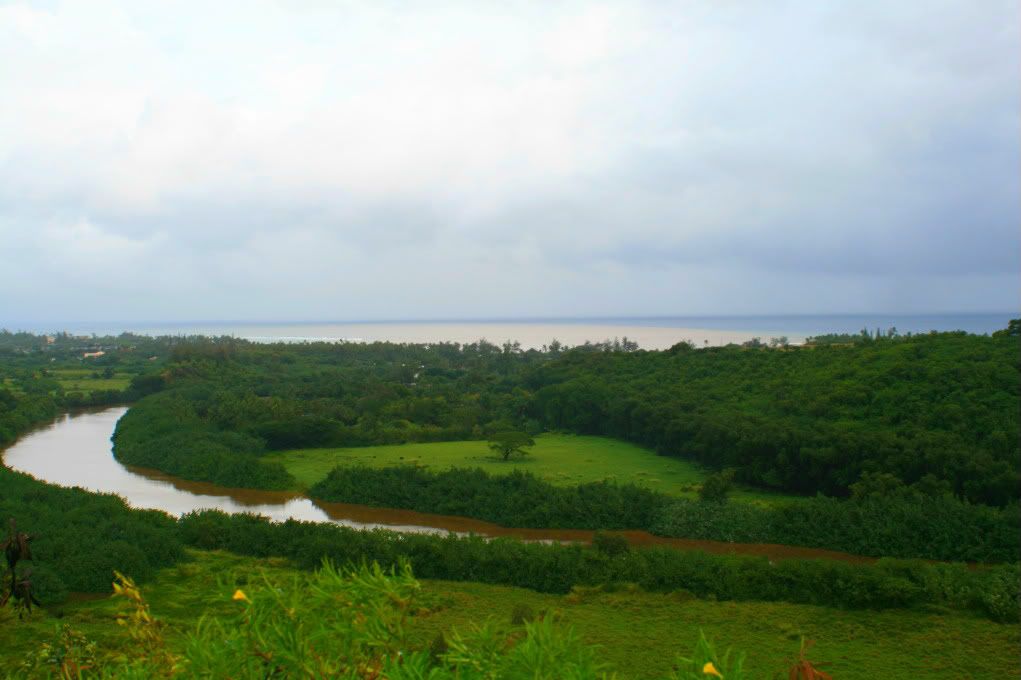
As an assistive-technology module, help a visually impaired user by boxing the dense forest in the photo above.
[112,325,1019,505]
[529,330,1019,505]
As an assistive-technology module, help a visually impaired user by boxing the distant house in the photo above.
[83,351,105,359]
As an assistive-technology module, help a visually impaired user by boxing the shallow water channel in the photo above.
[2,407,870,563]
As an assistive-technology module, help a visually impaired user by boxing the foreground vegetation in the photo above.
[1,551,1017,679]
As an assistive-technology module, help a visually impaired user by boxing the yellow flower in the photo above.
[232,589,250,602]
[702,661,723,677]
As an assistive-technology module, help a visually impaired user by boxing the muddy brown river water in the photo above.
[2,407,871,563]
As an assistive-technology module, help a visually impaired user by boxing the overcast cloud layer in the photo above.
[1,0,1018,323]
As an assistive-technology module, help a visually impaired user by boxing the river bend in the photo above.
[2,408,870,563]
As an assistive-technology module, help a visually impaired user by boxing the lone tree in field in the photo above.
[488,431,535,461]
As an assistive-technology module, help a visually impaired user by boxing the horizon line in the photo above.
[3,310,1016,331]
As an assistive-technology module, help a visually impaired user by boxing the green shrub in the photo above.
[974,564,1021,623]
[20,624,98,678]
[309,465,667,530]
[698,469,735,504]
[592,531,630,557]
[510,602,536,625]
[14,563,67,606]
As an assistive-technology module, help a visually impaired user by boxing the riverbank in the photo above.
[9,408,1019,564]
[0,408,880,563]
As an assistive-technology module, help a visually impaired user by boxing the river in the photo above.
[1,407,871,563]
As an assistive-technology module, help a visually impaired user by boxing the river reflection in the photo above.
[2,408,450,534]
[2,408,871,563]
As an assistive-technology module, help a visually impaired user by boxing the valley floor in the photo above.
[269,433,796,504]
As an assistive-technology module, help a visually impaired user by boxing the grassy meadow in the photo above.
[1,550,1016,679]
[50,368,132,396]
[268,434,793,503]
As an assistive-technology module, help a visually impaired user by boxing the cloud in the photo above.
[0,0,1017,323]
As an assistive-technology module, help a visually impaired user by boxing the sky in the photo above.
[1,0,1018,324]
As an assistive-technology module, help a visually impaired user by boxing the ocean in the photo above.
[19,313,1015,351]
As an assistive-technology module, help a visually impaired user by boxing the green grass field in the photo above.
[50,369,131,395]
[1,551,1016,678]
[267,434,793,502]
[1,377,23,395]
